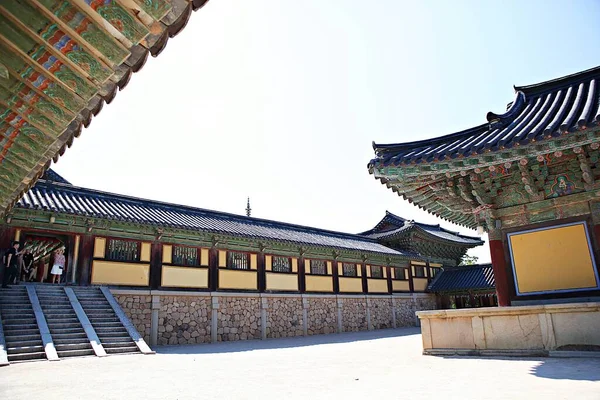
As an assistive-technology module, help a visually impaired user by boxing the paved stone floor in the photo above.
[1,328,599,400]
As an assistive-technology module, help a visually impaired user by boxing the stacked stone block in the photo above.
[217,297,261,341]
[266,297,304,338]
[370,297,393,329]
[115,295,152,343]
[341,298,368,332]
[307,297,337,335]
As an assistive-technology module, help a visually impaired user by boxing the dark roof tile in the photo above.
[428,264,495,293]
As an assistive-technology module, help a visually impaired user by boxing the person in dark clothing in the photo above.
[21,248,35,282]
[2,241,21,288]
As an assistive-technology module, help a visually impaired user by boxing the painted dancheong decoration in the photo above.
[0,0,211,218]
[369,65,600,306]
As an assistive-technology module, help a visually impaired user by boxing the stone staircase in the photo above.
[36,286,94,359]
[73,288,141,355]
[0,286,45,362]
[0,285,151,365]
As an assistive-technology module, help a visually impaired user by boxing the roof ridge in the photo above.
[514,65,600,96]
[31,180,384,243]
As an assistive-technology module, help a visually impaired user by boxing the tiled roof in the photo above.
[360,211,483,246]
[370,65,600,167]
[16,179,406,257]
[428,264,495,293]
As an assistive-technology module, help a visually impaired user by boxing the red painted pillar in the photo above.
[488,239,511,306]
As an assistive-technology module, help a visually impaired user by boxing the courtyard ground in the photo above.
[0,327,598,400]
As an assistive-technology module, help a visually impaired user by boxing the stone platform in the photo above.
[416,302,600,356]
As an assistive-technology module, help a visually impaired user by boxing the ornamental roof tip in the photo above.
[369,64,600,168]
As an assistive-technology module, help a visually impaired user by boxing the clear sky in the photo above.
[52,1,600,263]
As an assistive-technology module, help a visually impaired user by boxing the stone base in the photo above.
[113,290,436,346]
[417,302,600,353]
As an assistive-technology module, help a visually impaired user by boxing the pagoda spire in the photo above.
[246,197,252,217]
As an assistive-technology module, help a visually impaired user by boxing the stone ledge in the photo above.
[424,348,600,358]
[417,302,600,319]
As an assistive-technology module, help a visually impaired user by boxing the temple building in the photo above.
[369,65,600,355]
[0,0,210,218]
[0,169,484,352]
[369,65,600,307]
[427,264,496,309]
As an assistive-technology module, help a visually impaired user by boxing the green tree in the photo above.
[459,254,479,266]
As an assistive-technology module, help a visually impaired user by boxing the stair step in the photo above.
[98,334,132,341]
[7,345,44,354]
[51,332,88,340]
[57,349,95,358]
[55,342,93,351]
[105,346,140,354]
[4,334,41,342]
[54,337,90,345]
[102,341,136,349]
[4,328,40,336]
[4,339,43,347]
[4,323,39,330]
[2,318,37,324]
[7,352,46,362]
[48,327,85,334]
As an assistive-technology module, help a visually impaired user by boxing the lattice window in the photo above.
[430,267,440,278]
[228,252,249,270]
[172,246,199,266]
[106,239,139,262]
[272,256,291,273]
[394,267,407,280]
[371,265,383,278]
[310,259,327,275]
[414,266,426,278]
[342,263,357,277]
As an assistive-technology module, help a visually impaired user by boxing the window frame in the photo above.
[309,259,329,276]
[171,245,200,267]
[227,251,250,270]
[393,266,409,281]
[104,238,141,262]
[369,265,384,279]
[341,262,358,277]
[271,255,292,274]
[413,265,427,278]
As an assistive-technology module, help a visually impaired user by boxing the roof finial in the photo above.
[246,197,252,217]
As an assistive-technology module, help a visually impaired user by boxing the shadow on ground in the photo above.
[155,327,420,355]
[438,354,600,382]
[530,358,600,381]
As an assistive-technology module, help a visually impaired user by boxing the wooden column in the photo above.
[209,247,218,292]
[297,253,305,293]
[488,239,511,306]
[257,251,266,292]
[361,263,368,294]
[0,226,15,249]
[386,266,393,294]
[332,260,339,294]
[408,263,415,292]
[77,234,94,286]
[149,242,163,290]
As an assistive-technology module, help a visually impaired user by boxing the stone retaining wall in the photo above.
[114,294,152,343]
[112,291,436,347]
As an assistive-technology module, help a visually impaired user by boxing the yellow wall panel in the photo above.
[265,255,272,271]
[14,229,21,242]
[266,272,298,291]
[291,258,298,272]
[250,254,257,270]
[162,266,208,288]
[305,260,311,274]
[140,242,151,262]
[93,237,106,258]
[368,279,388,293]
[357,263,362,277]
[218,250,226,267]
[509,223,599,294]
[413,278,428,291]
[218,269,257,290]
[306,275,333,292]
[411,261,427,266]
[91,261,149,286]
[366,264,371,277]
[392,280,410,291]
[327,261,332,275]
[162,245,172,264]
[339,277,363,293]
[430,263,442,267]
[200,248,209,266]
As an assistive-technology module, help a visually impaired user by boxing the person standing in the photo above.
[21,248,35,282]
[50,248,65,284]
[2,241,20,288]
